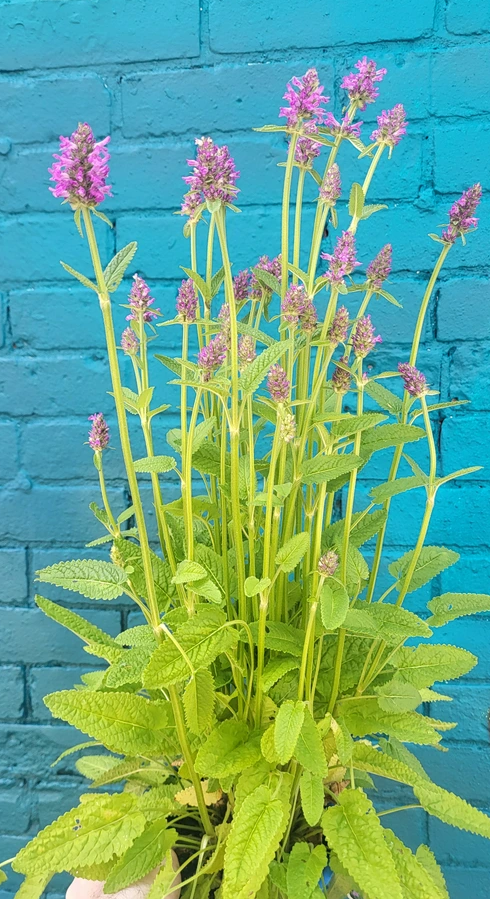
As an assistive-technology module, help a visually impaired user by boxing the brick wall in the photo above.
[0,1,489,895]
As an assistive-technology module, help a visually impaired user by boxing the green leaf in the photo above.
[253,267,281,296]
[104,647,153,689]
[427,592,490,626]
[344,604,432,643]
[320,580,349,630]
[103,242,137,293]
[89,757,167,789]
[172,559,208,584]
[222,784,287,899]
[360,203,388,221]
[274,700,305,764]
[286,842,327,899]
[244,576,271,597]
[76,754,120,782]
[351,508,388,547]
[294,708,328,776]
[133,455,177,473]
[384,829,447,899]
[116,625,157,648]
[352,742,422,789]
[113,538,175,611]
[263,621,304,656]
[331,412,387,439]
[144,608,238,687]
[300,770,324,826]
[389,546,459,592]
[210,265,225,298]
[394,644,477,688]
[375,680,422,713]
[240,341,289,395]
[181,266,210,302]
[331,717,354,766]
[13,793,146,876]
[195,720,262,778]
[36,559,127,601]
[275,532,310,573]
[349,182,365,218]
[104,821,177,894]
[342,700,446,745]
[362,423,425,458]
[415,845,449,898]
[322,789,402,899]
[45,691,173,756]
[60,261,98,292]
[146,853,180,899]
[51,741,102,768]
[365,381,403,416]
[236,320,274,347]
[34,596,118,648]
[370,475,427,504]
[415,781,490,839]
[261,658,299,693]
[183,669,215,735]
[301,454,361,485]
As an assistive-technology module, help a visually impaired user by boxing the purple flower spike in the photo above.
[183,137,240,206]
[322,231,361,286]
[295,120,322,167]
[126,274,160,323]
[341,57,387,110]
[300,299,318,334]
[371,104,408,149]
[198,334,227,381]
[366,244,392,289]
[280,68,330,129]
[176,279,198,323]
[327,306,350,345]
[233,269,252,303]
[332,356,352,394]
[398,362,428,397]
[282,284,308,325]
[352,315,382,358]
[121,327,139,356]
[324,113,362,139]
[267,364,290,403]
[180,189,202,221]
[88,413,110,452]
[442,183,482,244]
[320,163,341,205]
[279,411,296,443]
[318,550,339,577]
[49,123,112,208]
[251,255,282,298]
[238,335,256,368]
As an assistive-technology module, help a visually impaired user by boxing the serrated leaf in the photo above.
[51,741,102,768]
[362,424,425,459]
[385,829,447,899]
[240,341,289,395]
[146,852,180,899]
[195,720,262,778]
[360,203,388,221]
[342,700,445,745]
[294,708,328,776]
[183,669,215,735]
[76,754,120,782]
[222,784,286,899]
[172,559,208,584]
[322,789,402,899]
[331,717,354,766]
[113,538,175,611]
[261,658,299,693]
[181,266,210,302]
[344,604,432,643]
[275,532,309,573]
[389,546,459,592]
[320,580,349,630]
[365,381,403,416]
[116,625,156,648]
[394,644,477,688]
[375,679,421,713]
[427,592,490,626]
[103,242,137,293]
[104,646,153,689]
[415,781,490,839]
[90,756,167,789]
[332,412,387,439]
[274,700,305,764]
[60,261,98,292]
[13,793,145,877]
[349,182,365,218]
[253,268,281,296]
[352,742,422,788]
[45,691,173,756]
[301,454,361,485]
[286,842,327,899]
[133,455,177,473]
[351,508,388,547]
[36,560,127,601]
[415,845,449,897]
[300,770,324,826]
[35,595,118,648]
[236,320,274,347]
[144,608,237,687]
[244,576,271,597]
[263,621,304,656]
[104,821,177,893]
[370,475,428,504]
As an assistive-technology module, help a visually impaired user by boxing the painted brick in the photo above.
[441,413,490,481]
[0,355,110,417]
[434,123,490,194]
[0,609,120,665]
[209,0,436,52]
[431,818,490,868]
[121,61,334,138]
[444,867,490,899]
[0,668,24,721]
[0,787,31,835]
[0,421,18,483]
[30,668,95,721]
[0,724,83,778]
[432,46,490,116]
[0,485,125,544]
[449,344,490,411]
[418,745,490,805]
[0,549,28,606]
[446,0,490,34]
[337,132,424,200]
[440,553,490,596]
[429,683,490,744]
[1,2,200,71]
[0,75,110,145]
[9,287,105,351]
[438,278,490,341]
[34,783,86,829]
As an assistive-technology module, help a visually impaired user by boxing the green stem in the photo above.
[292,168,306,280]
[255,591,269,726]
[281,133,299,298]
[96,454,118,533]
[168,684,214,837]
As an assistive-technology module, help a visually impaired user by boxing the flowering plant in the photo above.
[2,63,488,899]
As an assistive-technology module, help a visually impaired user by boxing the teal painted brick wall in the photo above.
[0,1,489,895]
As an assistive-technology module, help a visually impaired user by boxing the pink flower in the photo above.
[442,183,482,244]
[322,232,361,286]
[320,163,341,205]
[88,413,110,451]
[49,123,111,207]
[352,315,382,358]
[183,137,239,205]
[198,334,227,381]
[327,306,350,345]
[126,275,160,323]
[176,279,198,323]
[366,245,392,289]
[121,327,139,355]
[370,104,408,148]
[280,68,329,129]
[250,255,282,298]
[341,57,387,110]
[398,362,428,397]
[267,364,290,403]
